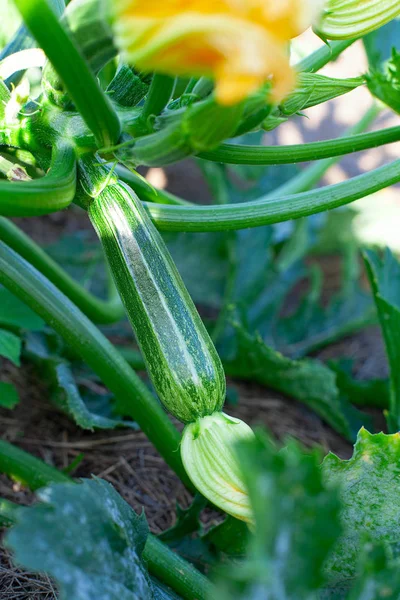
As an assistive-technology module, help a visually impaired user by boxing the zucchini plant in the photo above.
[1,0,400,597]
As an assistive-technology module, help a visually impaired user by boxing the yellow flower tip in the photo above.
[181,411,255,523]
[112,1,323,104]
[316,0,400,40]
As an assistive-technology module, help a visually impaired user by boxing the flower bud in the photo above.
[181,412,255,523]
[316,0,400,40]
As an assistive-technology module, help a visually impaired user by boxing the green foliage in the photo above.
[223,324,371,441]
[0,381,19,408]
[216,430,342,599]
[25,333,138,431]
[347,544,400,600]
[323,429,400,583]
[0,285,44,330]
[6,478,155,600]
[0,328,21,365]
[364,248,400,431]
[367,49,400,114]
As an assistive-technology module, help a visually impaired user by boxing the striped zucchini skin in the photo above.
[89,182,226,423]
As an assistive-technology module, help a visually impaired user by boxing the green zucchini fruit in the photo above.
[88,180,226,423]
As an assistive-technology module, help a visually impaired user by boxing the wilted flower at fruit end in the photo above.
[316,0,400,40]
[181,411,255,523]
[111,0,323,105]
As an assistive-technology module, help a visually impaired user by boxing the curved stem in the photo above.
[13,0,120,148]
[198,125,400,165]
[296,39,356,73]
[115,165,192,206]
[0,217,125,324]
[269,104,380,197]
[0,444,213,600]
[142,158,400,232]
[0,241,188,486]
[0,142,76,216]
[0,48,46,80]
[142,74,175,123]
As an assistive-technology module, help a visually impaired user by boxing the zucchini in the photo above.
[88,179,226,423]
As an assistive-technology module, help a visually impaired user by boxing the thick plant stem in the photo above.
[142,158,400,232]
[0,440,70,490]
[144,536,215,600]
[198,125,400,165]
[0,217,125,325]
[0,444,213,600]
[0,241,189,486]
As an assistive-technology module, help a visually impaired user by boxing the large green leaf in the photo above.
[223,323,372,441]
[0,328,21,365]
[363,248,400,431]
[25,333,137,431]
[216,430,342,599]
[322,429,400,583]
[347,544,400,600]
[6,478,154,600]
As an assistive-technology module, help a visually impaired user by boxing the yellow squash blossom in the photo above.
[317,0,400,40]
[112,0,322,105]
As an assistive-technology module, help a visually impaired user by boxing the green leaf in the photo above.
[366,49,400,115]
[6,478,154,600]
[0,381,19,409]
[0,286,44,330]
[363,248,400,431]
[329,359,389,410]
[159,495,206,544]
[215,430,342,598]
[276,243,375,358]
[347,543,400,600]
[223,323,372,441]
[364,19,400,70]
[0,328,21,365]
[202,515,249,557]
[25,333,137,431]
[322,429,400,583]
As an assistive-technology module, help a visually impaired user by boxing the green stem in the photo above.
[198,125,400,165]
[115,165,192,206]
[0,217,125,324]
[142,158,400,232]
[0,440,70,490]
[13,0,120,148]
[296,39,356,73]
[142,74,175,123]
[269,105,380,197]
[0,241,189,485]
[0,444,213,600]
[144,536,215,600]
[0,142,76,216]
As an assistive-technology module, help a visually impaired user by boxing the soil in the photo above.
[0,38,398,599]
